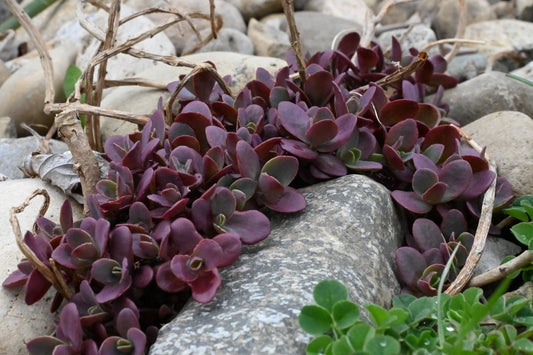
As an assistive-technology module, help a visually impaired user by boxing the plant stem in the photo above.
[469,250,533,287]
[281,0,306,84]
[437,242,461,349]
[0,0,59,32]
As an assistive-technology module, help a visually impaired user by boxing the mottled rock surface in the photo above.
[0,116,16,139]
[473,237,523,277]
[0,179,84,355]
[435,72,533,125]
[376,24,438,57]
[150,174,405,355]
[0,137,69,179]
[462,111,533,197]
[182,28,254,55]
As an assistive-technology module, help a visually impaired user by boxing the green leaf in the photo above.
[408,297,437,326]
[513,338,533,353]
[392,293,416,311]
[332,300,360,329]
[365,304,389,328]
[306,335,334,355]
[511,222,533,247]
[63,65,82,98]
[299,305,332,335]
[364,335,401,355]
[332,336,356,355]
[504,207,530,222]
[313,280,348,312]
[346,323,375,351]
[462,287,483,306]
[522,200,533,220]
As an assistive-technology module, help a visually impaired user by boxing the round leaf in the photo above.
[313,280,348,312]
[332,300,360,329]
[299,305,332,335]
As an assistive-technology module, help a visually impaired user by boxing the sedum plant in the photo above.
[3,31,511,353]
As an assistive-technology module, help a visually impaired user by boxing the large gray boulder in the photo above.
[150,174,405,355]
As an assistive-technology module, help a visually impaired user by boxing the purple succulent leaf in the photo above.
[24,231,52,263]
[167,218,203,256]
[57,303,83,350]
[170,255,198,282]
[115,164,134,197]
[421,125,461,163]
[430,73,458,88]
[395,247,427,288]
[422,248,444,266]
[460,169,495,200]
[380,100,420,126]
[109,226,133,264]
[438,160,472,202]
[212,233,242,267]
[59,199,73,232]
[309,164,333,180]
[278,101,309,141]
[238,104,264,130]
[25,269,52,305]
[314,153,347,177]
[133,264,154,289]
[122,141,143,171]
[221,210,270,244]
[191,198,213,234]
[158,199,189,220]
[264,186,306,213]
[457,232,475,251]
[104,135,128,163]
[269,86,291,108]
[305,119,338,148]
[421,145,444,165]
[127,328,147,355]
[155,260,188,293]
[441,209,468,239]
[211,187,237,219]
[95,266,132,303]
[414,103,440,128]
[181,100,213,120]
[385,119,418,151]
[391,190,433,214]
[127,202,151,232]
[72,243,99,261]
[415,60,433,84]
[229,178,257,204]
[116,308,140,338]
[421,182,447,204]
[3,267,29,288]
[415,279,438,296]
[337,31,360,58]
[190,268,221,303]
[91,258,122,284]
[205,126,228,149]
[132,234,159,259]
[257,173,286,204]
[319,113,358,152]
[261,156,299,187]
[356,46,378,73]
[412,168,439,196]
[332,82,349,116]
[402,80,420,102]
[412,218,444,251]
[66,228,94,248]
[253,137,282,160]
[304,70,334,106]
[236,140,260,180]
[280,138,318,160]
[52,244,81,269]
[36,217,58,240]
[193,239,223,271]
[383,145,405,171]
[27,336,65,355]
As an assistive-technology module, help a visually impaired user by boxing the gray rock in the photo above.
[304,0,371,27]
[446,54,489,82]
[492,1,515,19]
[182,28,254,55]
[473,237,523,277]
[0,179,84,355]
[418,0,496,39]
[0,116,16,139]
[0,60,10,88]
[435,72,533,126]
[378,1,419,26]
[516,0,533,21]
[224,0,283,21]
[376,24,438,57]
[251,11,362,59]
[510,60,533,83]
[150,174,405,355]
[462,111,533,197]
[464,19,533,57]
[0,137,68,179]
[0,45,77,136]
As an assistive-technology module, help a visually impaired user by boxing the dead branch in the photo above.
[445,124,497,295]
[182,14,224,55]
[469,250,533,287]
[282,0,307,84]
[444,0,466,62]
[361,0,415,48]
[9,189,73,299]
[421,39,485,54]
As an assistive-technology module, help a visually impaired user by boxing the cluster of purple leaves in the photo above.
[2,31,514,354]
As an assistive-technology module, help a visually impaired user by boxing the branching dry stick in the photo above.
[209,0,217,39]
[445,124,497,295]
[282,0,306,84]
[182,14,223,55]
[9,189,73,299]
[444,0,466,62]
[469,250,533,287]
[361,0,415,48]
[421,39,485,53]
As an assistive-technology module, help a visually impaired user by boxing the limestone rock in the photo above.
[473,237,523,277]
[150,174,405,355]
[0,46,77,136]
[492,1,515,19]
[445,54,489,82]
[0,137,68,179]
[418,0,496,39]
[224,0,283,21]
[435,72,533,126]
[378,1,419,26]
[182,28,254,55]
[128,0,246,55]
[376,24,438,57]
[251,11,362,59]
[462,111,533,197]
[0,60,10,88]
[516,0,533,21]
[304,0,371,27]
[0,179,84,355]
[510,61,533,83]
[100,53,287,141]
[464,19,533,57]
[0,116,16,139]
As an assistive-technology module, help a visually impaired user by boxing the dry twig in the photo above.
[361,0,415,48]
[444,0,466,62]
[470,250,533,287]
[282,0,307,84]
[9,189,73,299]
[445,124,497,295]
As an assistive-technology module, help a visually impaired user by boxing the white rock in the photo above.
[182,28,254,55]
[376,24,438,57]
[0,117,16,139]
[0,179,84,355]
[464,19,533,56]
[304,0,371,27]
[224,0,283,21]
[0,45,78,136]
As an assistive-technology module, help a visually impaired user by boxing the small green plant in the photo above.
[503,196,533,282]
[299,279,533,354]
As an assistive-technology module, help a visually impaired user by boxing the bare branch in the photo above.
[444,0,466,62]
[282,0,307,84]
[421,39,485,53]
[361,0,415,48]
[469,250,533,287]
